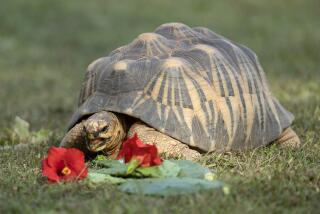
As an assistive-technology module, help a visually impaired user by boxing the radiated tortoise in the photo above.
[60,22,300,160]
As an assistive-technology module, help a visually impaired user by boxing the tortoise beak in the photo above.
[86,138,111,152]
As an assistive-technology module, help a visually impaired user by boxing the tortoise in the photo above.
[60,22,300,160]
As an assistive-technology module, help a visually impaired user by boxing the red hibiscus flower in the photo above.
[116,134,162,168]
[42,147,88,183]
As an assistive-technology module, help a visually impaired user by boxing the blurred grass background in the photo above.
[0,0,319,213]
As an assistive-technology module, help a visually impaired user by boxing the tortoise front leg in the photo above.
[274,127,301,148]
[127,122,201,161]
[60,122,87,151]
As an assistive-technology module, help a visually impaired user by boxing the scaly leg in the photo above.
[274,127,301,148]
[127,122,201,161]
[60,122,88,152]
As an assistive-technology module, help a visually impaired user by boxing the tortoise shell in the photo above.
[68,22,294,152]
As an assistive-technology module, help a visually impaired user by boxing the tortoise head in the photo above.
[83,111,121,152]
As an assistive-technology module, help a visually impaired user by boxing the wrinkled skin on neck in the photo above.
[83,111,126,155]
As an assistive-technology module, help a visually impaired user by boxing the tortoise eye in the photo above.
[101,125,109,132]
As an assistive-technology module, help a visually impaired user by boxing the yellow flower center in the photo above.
[61,166,71,175]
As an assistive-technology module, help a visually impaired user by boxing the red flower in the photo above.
[116,134,162,167]
[42,147,88,183]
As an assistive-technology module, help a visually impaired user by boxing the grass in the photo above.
[0,0,319,213]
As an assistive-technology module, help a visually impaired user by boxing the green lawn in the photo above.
[0,0,319,213]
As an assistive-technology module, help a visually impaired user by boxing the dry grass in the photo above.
[0,0,319,213]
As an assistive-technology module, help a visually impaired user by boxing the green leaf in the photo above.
[12,116,30,141]
[130,160,181,178]
[91,159,216,181]
[95,155,107,161]
[119,177,225,196]
[88,172,126,184]
[92,160,128,176]
[126,158,140,174]
[89,167,128,177]
[135,166,162,178]
[94,159,125,168]
[169,160,212,179]
[203,172,217,181]
[158,160,181,177]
